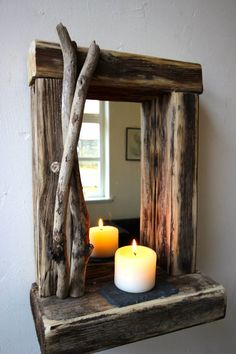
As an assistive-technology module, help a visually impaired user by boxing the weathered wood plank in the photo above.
[140,93,198,275]
[31,78,64,296]
[30,263,226,354]
[171,93,198,274]
[30,283,46,354]
[28,40,203,100]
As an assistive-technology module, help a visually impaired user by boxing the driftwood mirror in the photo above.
[29,24,226,354]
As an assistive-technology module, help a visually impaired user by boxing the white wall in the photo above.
[88,101,141,226]
[0,1,236,353]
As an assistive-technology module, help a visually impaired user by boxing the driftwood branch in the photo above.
[56,23,78,138]
[69,166,92,297]
[57,23,80,298]
[53,24,100,298]
[56,23,94,297]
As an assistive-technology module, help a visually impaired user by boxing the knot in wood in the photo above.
[50,161,60,174]
[54,234,62,243]
[80,76,85,86]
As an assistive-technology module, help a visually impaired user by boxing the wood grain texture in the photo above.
[28,40,203,100]
[31,78,64,297]
[140,93,198,275]
[56,23,79,298]
[30,263,226,354]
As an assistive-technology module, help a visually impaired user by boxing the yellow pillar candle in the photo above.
[89,219,119,258]
[114,240,157,293]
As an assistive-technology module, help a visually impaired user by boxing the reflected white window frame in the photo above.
[78,100,110,201]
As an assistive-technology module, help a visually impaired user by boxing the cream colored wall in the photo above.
[87,102,141,226]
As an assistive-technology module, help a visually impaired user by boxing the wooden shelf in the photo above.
[30,263,226,354]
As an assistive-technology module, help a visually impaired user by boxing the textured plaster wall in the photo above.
[0,1,236,353]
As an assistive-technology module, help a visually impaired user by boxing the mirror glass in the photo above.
[78,100,141,242]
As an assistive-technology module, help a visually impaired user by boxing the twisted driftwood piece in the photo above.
[57,23,94,297]
[53,24,100,298]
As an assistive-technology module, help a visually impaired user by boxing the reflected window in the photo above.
[84,99,100,114]
[78,100,109,200]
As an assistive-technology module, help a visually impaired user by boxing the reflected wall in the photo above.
[87,101,141,225]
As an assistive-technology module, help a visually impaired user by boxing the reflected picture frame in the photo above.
[125,127,141,161]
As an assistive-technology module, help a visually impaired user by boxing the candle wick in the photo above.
[134,252,136,256]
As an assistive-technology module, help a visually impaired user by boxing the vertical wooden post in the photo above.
[31,78,64,296]
[140,92,198,275]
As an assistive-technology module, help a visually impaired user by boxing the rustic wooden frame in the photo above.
[29,40,226,354]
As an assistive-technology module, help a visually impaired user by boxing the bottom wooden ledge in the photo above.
[30,263,226,354]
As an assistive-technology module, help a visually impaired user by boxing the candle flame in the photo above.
[98,218,103,229]
[132,239,137,256]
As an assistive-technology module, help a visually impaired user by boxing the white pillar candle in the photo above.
[89,219,119,258]
[114,240,157,293]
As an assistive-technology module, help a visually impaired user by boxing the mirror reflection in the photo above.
[78,100,141,246]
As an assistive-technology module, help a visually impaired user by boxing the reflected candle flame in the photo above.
[98,218,103,229]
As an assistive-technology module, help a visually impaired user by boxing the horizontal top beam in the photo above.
[28,40,203,101]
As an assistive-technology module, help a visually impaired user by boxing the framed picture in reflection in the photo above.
[125,127,141,161]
